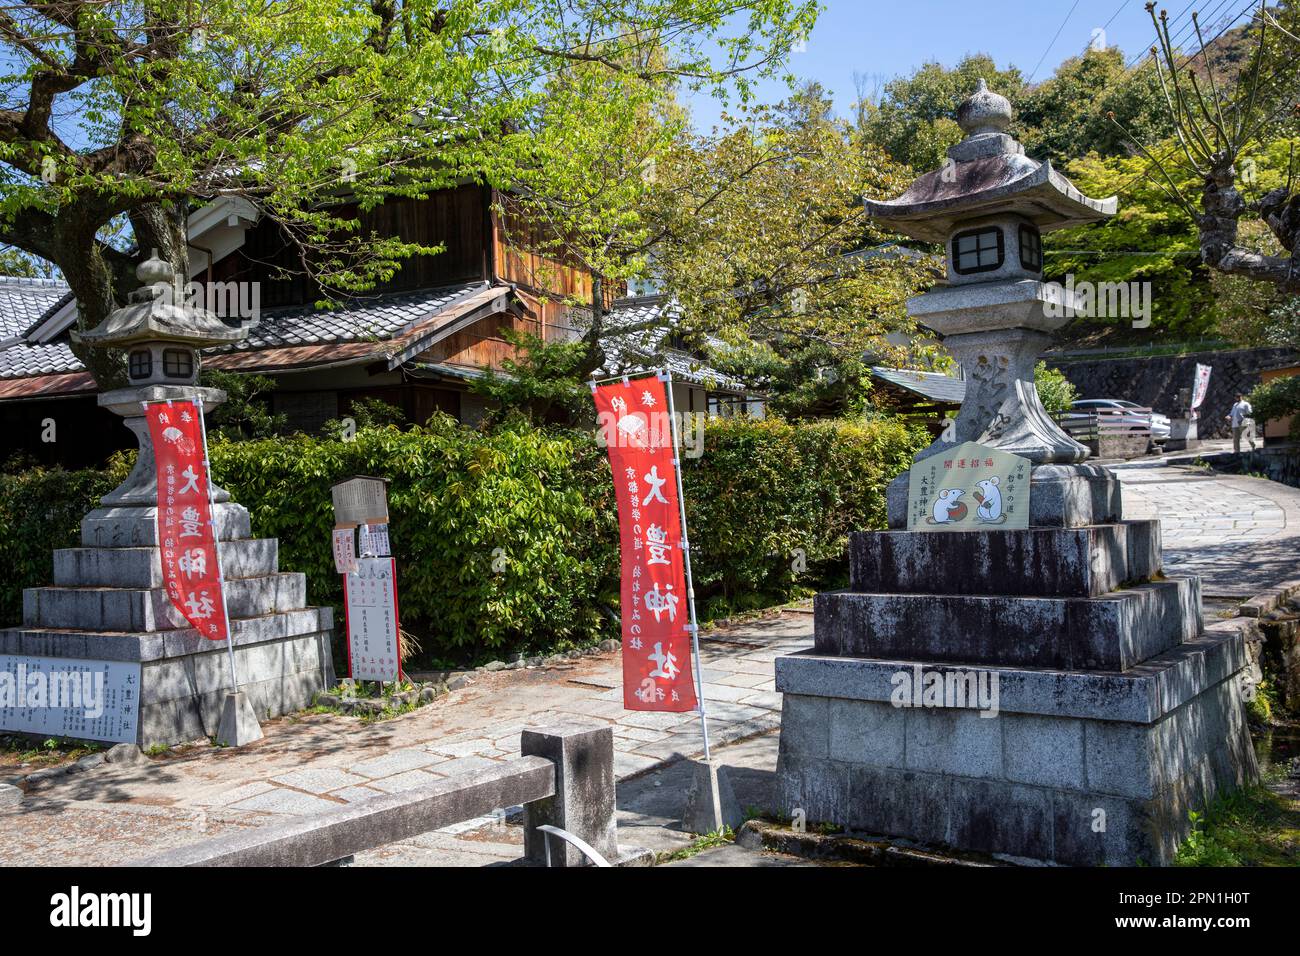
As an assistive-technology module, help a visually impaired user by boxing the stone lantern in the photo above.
[2,251,335,749]
[864,79,1120,527]
[72,250,246,508]
[772,82,1258,866]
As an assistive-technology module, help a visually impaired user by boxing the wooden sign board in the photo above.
[331,476,389,528]
[906,442,1030,532]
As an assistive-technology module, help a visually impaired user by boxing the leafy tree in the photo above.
[1018,47,1172,164]
[644,99,935,417]
[0,0,815,386]
[1249,373,1300,435]
[1129,1,1300,294]
[199,368,286,440]
[856,54,1026,172]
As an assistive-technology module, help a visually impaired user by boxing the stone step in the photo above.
[813,577,1201,671]
[80,502,252,548]
[1,606,334,662]
[53,539,279,588]
[849,520,1161,598]
[22,573,308,632]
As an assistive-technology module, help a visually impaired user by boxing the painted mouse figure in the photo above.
[931,488,965,523]
[974,477,1003,522]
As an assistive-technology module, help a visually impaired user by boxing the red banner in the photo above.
[145,399,230,643]
[593,375,698,712]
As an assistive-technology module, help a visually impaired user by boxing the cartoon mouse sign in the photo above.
[905,442,1030,532]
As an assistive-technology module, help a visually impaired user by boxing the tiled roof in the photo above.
[0,277,71,340]
[222,282,487,351]
[870,366,966,403]
[0,281,494,385]
[0,341,83,380]
[597,296,751,393]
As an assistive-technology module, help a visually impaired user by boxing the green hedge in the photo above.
[0,415,924,666]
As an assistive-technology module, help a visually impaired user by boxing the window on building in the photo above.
[128,350,152,380]
[162,348,194,379]
[952,227,1004,275]
[1019,223,1043,271]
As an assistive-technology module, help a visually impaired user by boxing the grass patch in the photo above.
[0,734,103,770]
[1174,781,1300,867]
[657,826,736,863]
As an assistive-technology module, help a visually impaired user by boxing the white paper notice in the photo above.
[360,523,392,557]
[332,527,358,574]
[0,655,141,743]
[345,557,401,681]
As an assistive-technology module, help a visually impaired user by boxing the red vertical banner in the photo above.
[145,400,230,643]
[593,375,698,713]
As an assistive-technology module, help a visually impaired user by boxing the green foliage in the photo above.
[0,416,922,668]
[683,416,927,612]
[468,329,598,425]
[0,460,130,625]
[347,398,406,430]
[1249,375,1300,436]
[199,369,287,440]
[1034,362,1078,414]
[1174,785,1300,867]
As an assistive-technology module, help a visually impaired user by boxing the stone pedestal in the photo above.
[2,499,335,749]
[773,519,1258,865]
[1166,417,1199,453]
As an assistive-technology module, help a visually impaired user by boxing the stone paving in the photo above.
[1115,462,1300,597]
[0,613,813,866]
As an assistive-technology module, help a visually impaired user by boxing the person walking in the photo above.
[1226,394,1256,453]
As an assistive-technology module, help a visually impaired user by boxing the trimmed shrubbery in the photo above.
[0,414,925,667]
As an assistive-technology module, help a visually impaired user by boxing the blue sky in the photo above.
[686,0,1241,129]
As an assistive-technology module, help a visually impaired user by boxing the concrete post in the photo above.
[521,722,618,867]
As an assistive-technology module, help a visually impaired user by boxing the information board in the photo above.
[0,655,141,743]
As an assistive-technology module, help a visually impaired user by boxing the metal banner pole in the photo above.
[659,371,712,762]
[194,401,241,692]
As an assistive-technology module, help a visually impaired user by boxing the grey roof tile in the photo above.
[0,276,72,340]
[0,341,83,379]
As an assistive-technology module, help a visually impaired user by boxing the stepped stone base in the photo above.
[775,621,1258,866]
[2,501,335,748]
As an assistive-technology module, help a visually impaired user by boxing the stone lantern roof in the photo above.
[72,250,246,349]
[863,79,1117,243]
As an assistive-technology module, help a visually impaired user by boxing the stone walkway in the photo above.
[1115,462,1300,597]
[0,613,812,866]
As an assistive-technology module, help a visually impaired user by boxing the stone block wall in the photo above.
[1048,346,1299,438]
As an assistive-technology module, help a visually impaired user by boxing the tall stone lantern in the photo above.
[772,82,1258,866]
[72,250,245,508]
[864,79,1120,527]
[2,252,335,749]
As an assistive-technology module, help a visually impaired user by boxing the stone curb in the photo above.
[5,742,144,793]
[1238,578,1300,618]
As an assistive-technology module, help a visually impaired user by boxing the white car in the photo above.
[1067,399,1171,442]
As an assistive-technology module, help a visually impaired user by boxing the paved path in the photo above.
[1115,463,1300,597]
[0,614,812,866]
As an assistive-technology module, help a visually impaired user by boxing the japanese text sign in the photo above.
[345,557,401,682]
[906,442,1031,532]
[593,375,697,713]
[331,477,389,528]
[145,399,230,641]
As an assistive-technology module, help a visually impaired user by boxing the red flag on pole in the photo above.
[145,400,231,643]
[593,374,698,713]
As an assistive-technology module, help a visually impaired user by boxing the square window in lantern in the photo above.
[163,349,193,378]
[1019,224,1042,270]
[952,227,1003,275]
[129,350,152,379]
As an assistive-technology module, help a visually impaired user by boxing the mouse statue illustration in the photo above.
[973,477,1006,524]
[929,488,966,524]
